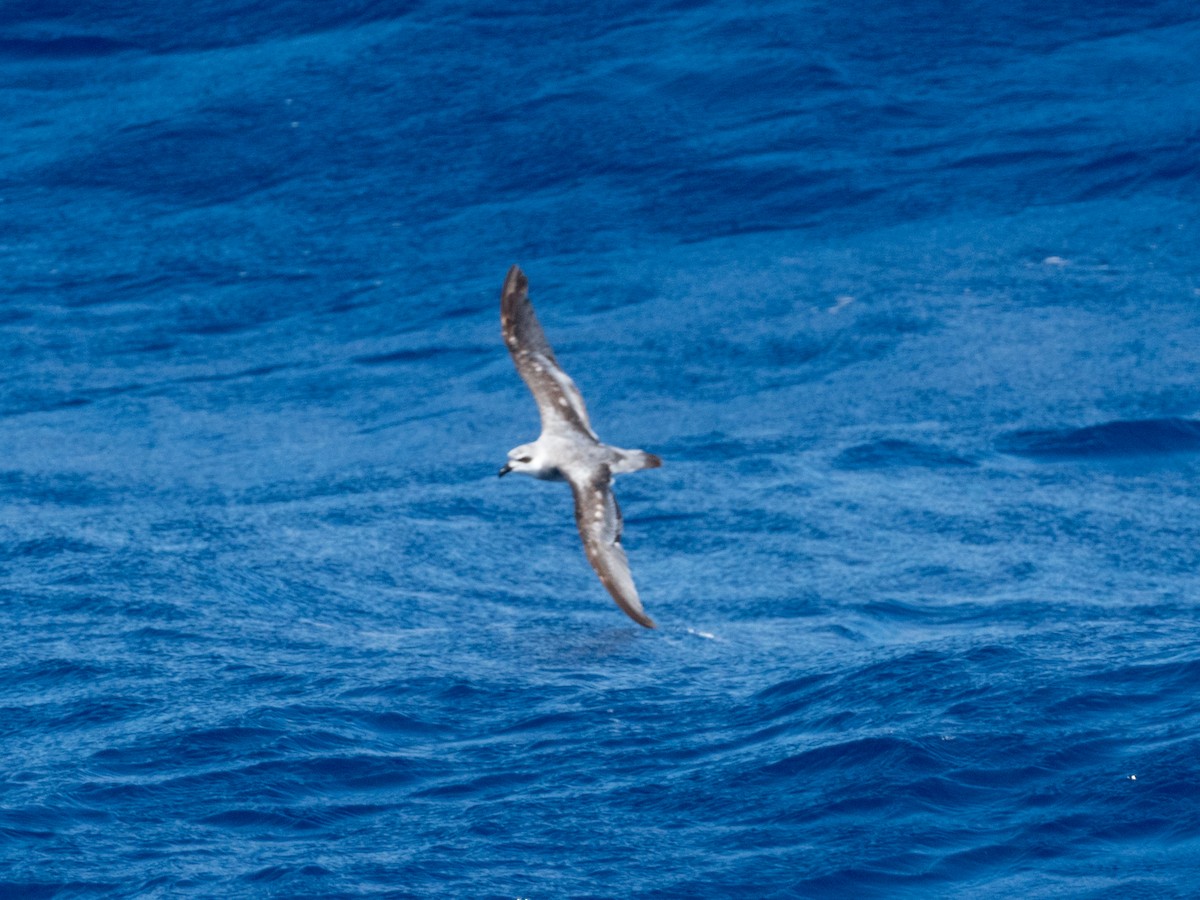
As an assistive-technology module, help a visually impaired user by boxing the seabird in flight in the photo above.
[497,265,662,628]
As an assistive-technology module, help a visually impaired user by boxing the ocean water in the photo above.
[3,1,1200,896]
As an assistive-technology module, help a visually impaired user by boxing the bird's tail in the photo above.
[610,449,662,474]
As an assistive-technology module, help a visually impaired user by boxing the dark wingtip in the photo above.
[645,453,663,469]
[503,264,527,295]
[623,602,657,629]
[622,608,657,629]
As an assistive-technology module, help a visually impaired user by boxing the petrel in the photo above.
[497,265,662,628]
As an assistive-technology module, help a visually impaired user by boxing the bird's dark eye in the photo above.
[518,456,533,463]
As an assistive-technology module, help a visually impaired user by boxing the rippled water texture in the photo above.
[3,2,1200,897]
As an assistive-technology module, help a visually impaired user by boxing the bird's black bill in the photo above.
[498,464,512,477]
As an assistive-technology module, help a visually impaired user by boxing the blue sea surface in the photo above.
[3,2,1200,897]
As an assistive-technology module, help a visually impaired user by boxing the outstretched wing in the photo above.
[501,265,598,440]
[568,465,656,628]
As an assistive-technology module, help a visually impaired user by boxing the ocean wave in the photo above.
[835,438,975,470]
[998,417,1200,458]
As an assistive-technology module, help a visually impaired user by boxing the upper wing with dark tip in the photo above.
[567,465,656,628]
[501,265,597,440]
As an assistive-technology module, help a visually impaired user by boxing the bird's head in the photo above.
[498,444,537,478]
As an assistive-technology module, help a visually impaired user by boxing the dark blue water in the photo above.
[3,2,1200,896]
